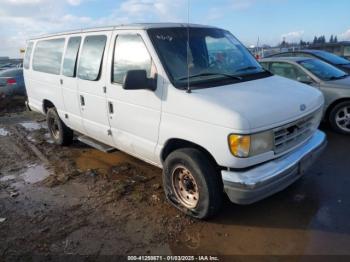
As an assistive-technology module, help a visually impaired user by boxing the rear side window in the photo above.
[23,42,34,69]
[63,37,81,77]
[78,35,107,81]
[112,34,152,84]
[32,38,65,75]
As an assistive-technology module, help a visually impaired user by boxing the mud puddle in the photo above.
[20,164,51,184]
[0,127,9,136]
[19,121,46,131]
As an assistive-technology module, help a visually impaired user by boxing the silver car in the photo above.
[260,57,350,135]
[0,68,26,98]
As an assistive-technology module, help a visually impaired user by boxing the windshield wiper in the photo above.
[235,66,258,72]
[177,72,242,81]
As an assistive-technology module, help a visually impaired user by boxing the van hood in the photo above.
[167,75,324,133]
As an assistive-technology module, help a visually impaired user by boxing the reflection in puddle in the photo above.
[19,122,46,131]
[20,165,50,184]
[0,175,16,182]
[44,133,54,144]
[0,128,9,136]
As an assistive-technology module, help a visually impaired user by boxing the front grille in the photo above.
[273,108,322,155]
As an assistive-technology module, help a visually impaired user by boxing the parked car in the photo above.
[266,50,350,74]
[0,68,26,98]
[23,23,326,219]
[260,57,350,135]
[0,63,15,71]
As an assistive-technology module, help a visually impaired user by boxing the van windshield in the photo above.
[148,27,267,89]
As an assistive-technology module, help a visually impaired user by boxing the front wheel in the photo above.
[329,101,350,135]
[163,148,223,219]
[46,108,73,146]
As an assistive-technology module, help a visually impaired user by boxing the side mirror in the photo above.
[123,70,157,91]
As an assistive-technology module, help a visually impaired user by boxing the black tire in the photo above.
[46,107,73,146]
[163,148,223,219]
[329,101,350,135]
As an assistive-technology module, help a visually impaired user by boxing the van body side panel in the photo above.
[156,111,233,167]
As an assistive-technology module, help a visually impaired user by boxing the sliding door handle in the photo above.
[108,101,114,114]
[80,95,85,106]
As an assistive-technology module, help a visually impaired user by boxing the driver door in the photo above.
[104,30,162,163]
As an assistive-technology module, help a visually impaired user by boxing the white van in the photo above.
[24,23,326,219]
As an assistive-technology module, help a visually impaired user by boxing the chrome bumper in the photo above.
[222,130,327,204]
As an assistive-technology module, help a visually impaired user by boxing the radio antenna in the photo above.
[186,0,192,93]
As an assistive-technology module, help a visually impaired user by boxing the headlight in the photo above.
[228,130,274,158]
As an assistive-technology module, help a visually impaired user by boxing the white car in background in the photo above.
[23,23,326,219]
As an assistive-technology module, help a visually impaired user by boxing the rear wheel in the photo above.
[46,108,73,146]
[163,148,223,219]
[329,101,350,135]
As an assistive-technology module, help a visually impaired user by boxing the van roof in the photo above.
[28,23,218,40]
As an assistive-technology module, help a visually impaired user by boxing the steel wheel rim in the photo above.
[48,116,60,140]
[335,105,350,132]
[171,165,199,209]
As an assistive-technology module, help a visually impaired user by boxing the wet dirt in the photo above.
[0,96,26,116]
[0,110,350,259]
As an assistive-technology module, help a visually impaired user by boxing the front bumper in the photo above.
[222,130,327,204]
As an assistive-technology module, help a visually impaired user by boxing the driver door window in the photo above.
[270,62,310,82]
[112,34,153,84]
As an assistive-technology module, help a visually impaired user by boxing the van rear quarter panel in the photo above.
[24,37,66,118]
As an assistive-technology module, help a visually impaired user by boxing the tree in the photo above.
[334,36,338,43]
[318,35,326,44]
[313,36,318,44]
[330,35,334,43]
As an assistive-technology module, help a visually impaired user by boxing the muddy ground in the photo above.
[1,98,350,260]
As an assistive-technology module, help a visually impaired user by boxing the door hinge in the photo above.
[103,86,107,93]
[107,129,112,136]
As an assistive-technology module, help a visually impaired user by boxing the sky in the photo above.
[1,0,350,58]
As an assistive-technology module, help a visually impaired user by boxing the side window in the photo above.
[32,38,65,75]
[270,62,309,81]
[63,36,81,77]
[78,35,107,81]
[260,62,270,71]
[23,42,34,69]
[344,46,350,57]
[112,34,152,84]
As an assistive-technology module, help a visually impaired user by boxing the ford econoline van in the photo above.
[23,24,326,219]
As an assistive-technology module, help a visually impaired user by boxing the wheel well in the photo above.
[325,98,350,120]
[43,100,55,114]
[161,139,219,167]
